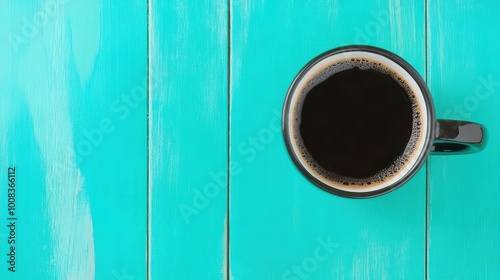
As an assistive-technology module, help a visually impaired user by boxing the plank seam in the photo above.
[147,0,152,279]
[424,0,429,279]
[226,0,232,279]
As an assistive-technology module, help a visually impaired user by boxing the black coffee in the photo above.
[295,59,420,185]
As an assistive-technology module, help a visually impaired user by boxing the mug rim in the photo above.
[282,45,436,198]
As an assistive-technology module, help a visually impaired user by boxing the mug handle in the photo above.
[432,120,485,154]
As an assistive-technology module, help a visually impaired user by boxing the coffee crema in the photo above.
[290,57,423,188]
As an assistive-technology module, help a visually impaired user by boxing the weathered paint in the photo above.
[427,0,500,279]
[0,1,147,279]
[148,0,228,279]
[229,0,426,279]
[2,1,500,279]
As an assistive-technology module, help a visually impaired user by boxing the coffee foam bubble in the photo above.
[291,58,423,189]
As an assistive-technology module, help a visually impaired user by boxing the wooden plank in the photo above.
[148,0,228,279]
[427,1,500,279]
[0,1,147,279]
[230,0,426,279]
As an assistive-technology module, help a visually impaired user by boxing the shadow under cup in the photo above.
[282,46,436,198]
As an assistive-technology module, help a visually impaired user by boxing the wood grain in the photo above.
[3,1,499,279]
[229,0,426,279]
[427,1,500,279]
[0,1,147,279]
[148,0,228,279]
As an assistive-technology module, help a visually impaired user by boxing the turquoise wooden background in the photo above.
[0,1,499,279]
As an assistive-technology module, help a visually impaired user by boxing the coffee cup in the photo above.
[282,45,484,197]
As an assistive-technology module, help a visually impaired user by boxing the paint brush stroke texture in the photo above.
[4,1,148,279]
[149,0,228,279]
[2,0,143,279]
[17,1,99,279]
[68,0,101,87]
